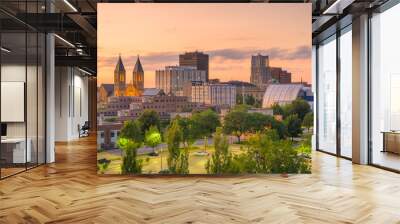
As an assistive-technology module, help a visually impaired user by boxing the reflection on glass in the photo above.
[318,36,337,154]
[340,28,352,158]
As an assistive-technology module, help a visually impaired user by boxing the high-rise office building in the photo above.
[114,55,126,96]
[269,67,292,84]
[250,54,270,89]
[179,51,209,81]
[155,66,207,96]
[184,81,236,108]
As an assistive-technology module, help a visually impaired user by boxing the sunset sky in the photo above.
[98,3,311,87]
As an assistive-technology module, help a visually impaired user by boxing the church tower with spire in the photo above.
[114,54,126,96]
[132,55,144,95]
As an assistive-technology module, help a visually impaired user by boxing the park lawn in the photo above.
[97,144,245,175]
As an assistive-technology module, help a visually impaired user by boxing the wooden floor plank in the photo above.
[0,136,399,223]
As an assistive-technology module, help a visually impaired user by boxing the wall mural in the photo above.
[97,3,313,175]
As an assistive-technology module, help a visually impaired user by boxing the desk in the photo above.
[382,131,400,154]
[1,138,31,164]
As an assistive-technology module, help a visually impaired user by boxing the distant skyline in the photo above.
[98,4,311,87]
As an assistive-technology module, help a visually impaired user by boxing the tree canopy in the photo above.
[119,120,143,143]
[223,109,250,142]
[191,109,220,138]
[138,110,161,133]
[302,112,313,131]
[284,114,303,140]
[144,126,162,150]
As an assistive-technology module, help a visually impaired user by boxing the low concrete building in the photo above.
[224,80,265,102]
[98,95,141,117]
[98,84,114,103]
[97,122,123,150]
[118,89,204,121]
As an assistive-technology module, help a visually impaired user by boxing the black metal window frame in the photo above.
[315,0,400,173]
[314,20,352,161]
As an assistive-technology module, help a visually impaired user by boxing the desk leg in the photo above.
[382,133,386,153]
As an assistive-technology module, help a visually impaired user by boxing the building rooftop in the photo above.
[143,88,165,96]
[224,80,257,87]
[262,84,304,108]
[164,65,198,71]
[100,84,114,96]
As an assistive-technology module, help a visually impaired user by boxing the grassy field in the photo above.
[98,145,244,174]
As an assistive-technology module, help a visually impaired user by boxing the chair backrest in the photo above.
[82,121,90,129]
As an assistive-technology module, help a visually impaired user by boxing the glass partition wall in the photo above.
[315,25,352,159]
[339,26,352,159]
[370,2,400,171]
[0,3,46,179]
[317,35,337,155]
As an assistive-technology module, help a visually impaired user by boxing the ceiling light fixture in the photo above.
[54,34,75,48]
[78,67,93,76]
[323,0,355,15]
[1,47,11,53]
[63,0,78,12]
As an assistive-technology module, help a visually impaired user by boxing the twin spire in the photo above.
[115,54,143,74]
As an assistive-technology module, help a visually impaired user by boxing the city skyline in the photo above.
[98,4,311,87]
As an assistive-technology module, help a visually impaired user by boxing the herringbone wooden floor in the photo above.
[1,136,400,224]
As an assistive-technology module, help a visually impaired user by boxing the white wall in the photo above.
[55,67,89,141]
[1,65,26,139]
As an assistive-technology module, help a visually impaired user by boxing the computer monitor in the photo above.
[1,123,7,137]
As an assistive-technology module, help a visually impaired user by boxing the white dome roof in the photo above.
[262,84,304,108]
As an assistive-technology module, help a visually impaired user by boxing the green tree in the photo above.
[244,95,256,106]
[138,110,161,133]
[191,109,220,149]
[165,119,189,174]
[176,117,199,148]
[177,148,190,175]
[144,126,162,153]
[247,113,274,133]
[284,114,303,141]
[236,93,244,105]
[117,138,142,174]
[206,127,232,174]
[120,120,143,143]
[271,120,287,139]
[272,103,284,116]
[253,99,262,108]
[285,98,311,120]
[97,158,111,174]
[232,104,250,112]
[223,110,250,143]
[302,112,313,132]
[232,133,311,174]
